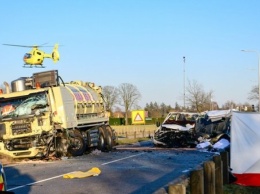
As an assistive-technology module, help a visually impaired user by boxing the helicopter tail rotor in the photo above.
[52,44,60,63]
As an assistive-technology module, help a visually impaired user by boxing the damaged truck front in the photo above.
[0,70,115,159]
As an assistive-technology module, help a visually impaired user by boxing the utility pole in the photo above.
[183,56,186,109]
[241,50,260,111]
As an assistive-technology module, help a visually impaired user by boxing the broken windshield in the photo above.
[0,92,48,119]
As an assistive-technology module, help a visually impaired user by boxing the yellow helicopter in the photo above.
[3,43,60,68]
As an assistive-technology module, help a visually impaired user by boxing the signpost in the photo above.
[131,110,145,125]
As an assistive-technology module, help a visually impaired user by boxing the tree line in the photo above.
[102,80,258,123]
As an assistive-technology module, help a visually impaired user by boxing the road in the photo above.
[4,141,215,194]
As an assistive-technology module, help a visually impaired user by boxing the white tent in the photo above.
[231,111,260,186]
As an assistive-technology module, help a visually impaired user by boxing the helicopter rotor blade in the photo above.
[39,43,48,47]
[3,43,51,48]
[3,44,35,48]
[3,43,62,48]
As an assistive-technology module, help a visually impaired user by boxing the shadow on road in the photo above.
[4,165,35,194]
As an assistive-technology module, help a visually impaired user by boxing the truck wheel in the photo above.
[68,130,86,156]
[98,127,106,151]
[104,125,113,151]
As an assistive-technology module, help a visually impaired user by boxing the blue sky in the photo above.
[1,1,260,108]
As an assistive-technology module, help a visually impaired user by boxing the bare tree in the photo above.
[118,83,141,125]
[175,102,181,111]
[222,101,253,111]
[186,80,213,112]
[102,86,119,113]
[222,100,236,110]
[248,85,258,101]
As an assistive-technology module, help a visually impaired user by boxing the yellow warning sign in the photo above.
[131,110,145,125]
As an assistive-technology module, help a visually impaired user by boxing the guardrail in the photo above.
[168,152,229,194]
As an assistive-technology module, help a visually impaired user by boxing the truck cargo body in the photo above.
[0,70,114,158]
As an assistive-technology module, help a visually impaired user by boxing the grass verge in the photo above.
[116,137,150,145]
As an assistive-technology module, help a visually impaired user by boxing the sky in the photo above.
[1,1,260,109]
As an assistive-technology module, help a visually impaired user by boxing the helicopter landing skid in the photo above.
[23,64,45,68]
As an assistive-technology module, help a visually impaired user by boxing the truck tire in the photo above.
[104,125,113,151]
[68,130,86,156]
[98,127,106,151]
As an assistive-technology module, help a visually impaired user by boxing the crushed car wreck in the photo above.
[153,112,199,147]
[195,110,231,151]
[153,110,232,150]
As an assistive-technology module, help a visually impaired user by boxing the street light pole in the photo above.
[241,50,260,111]
[183,56,186,110]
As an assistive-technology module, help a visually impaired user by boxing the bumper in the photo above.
[0,142,44,158]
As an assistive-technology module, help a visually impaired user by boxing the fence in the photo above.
[111,125,157,139]
[109,117,165,126]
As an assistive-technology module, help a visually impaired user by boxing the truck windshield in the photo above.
[0,92,48,119]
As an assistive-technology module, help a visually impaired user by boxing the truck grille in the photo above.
[11,123,32,135]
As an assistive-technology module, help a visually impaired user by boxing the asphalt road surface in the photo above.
[4,141,215,194]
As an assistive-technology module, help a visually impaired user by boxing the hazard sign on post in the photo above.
[131,110,145,125]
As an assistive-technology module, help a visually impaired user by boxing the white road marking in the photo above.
[101,153,144,165]
[7,153,144,191]
[8,174,65,191]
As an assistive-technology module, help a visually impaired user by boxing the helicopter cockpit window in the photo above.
[23,53,31,59]
[37,51,41,55]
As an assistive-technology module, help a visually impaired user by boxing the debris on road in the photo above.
[63,167,101,179]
